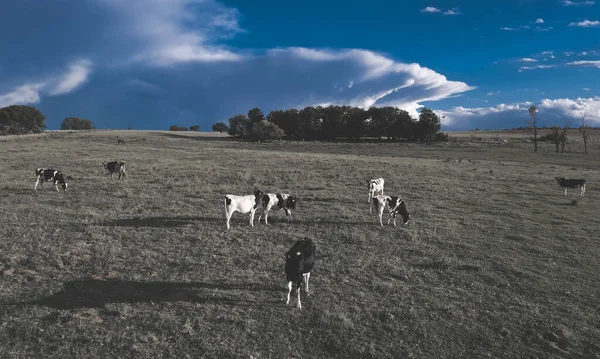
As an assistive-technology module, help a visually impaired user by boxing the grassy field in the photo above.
[1,130,599,358]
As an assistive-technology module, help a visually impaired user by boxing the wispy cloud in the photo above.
[49,60,93,96]
[536,18,545,24]
[519,64,557,71]
[584,88,590,91]
[568,20,600,27]
[443,8,461,15]
[421,6,441,13]
[562,0,595,6]
[567,60,600,68]
[0,83,45,108]
[519,58,538,62]
[501,27,519,31]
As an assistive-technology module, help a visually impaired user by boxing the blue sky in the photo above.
[0,0,599,131]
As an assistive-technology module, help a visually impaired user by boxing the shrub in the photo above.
[434,132,449,142]
[61,117,94,130]
[249,121,284,142]
[189,125,201,132]
[169,125,188,131]
[0,105,47,135]
[212,122,228,133]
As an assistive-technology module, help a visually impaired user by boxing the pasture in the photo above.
[1,130,599,358]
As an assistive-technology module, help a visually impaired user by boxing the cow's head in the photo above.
[102,162,108,169]
[55,173,68,191]
[396,200,410,225]
[286,196,297,210]
[555,177,565,185]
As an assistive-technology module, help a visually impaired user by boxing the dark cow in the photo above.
[555,177,586,197]
[258,193,297,224]
[285,238,315,310]
[35,168,68,191]
[372,195,410,227]
[103,160,126,180]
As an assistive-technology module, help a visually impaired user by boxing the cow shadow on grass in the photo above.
[99,216,222,228]
[32,279,282,310]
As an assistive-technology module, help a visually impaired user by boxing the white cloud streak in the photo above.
[421,6,441,13]
[567,60,600,68]
[568,20,600,27]
[562,0,595,6]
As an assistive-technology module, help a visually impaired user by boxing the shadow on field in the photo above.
[99,216,221,228]
[155,132,233,142]
[33,279,281,310]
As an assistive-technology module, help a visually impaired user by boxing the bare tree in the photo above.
[551,125,560,153]
[579,112,590,153]
[560,121,571,153]
[527,106,539,152]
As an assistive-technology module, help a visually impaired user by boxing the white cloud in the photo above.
[443,8,461,15]
[49,60,93,96]
[0,83,45,108]
[562,0,595,5]
[519,64,556,71]
[519,58,538,62]
[568,20,600,27]
[536,18,544,24]
[421,6,441,13]
[438,97,600,130]
[541,51,554,56]
[584,88,590,90]
[501,27,519,31]
[101,0,244,66]
[567,60,600,68]
[564,52,575,56]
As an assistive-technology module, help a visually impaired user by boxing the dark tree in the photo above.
[298,106,322,140]
[227,114,251,138]
[212,122,228,133]
[414,108,441,142]
[560,122,570,153]
[267,109,300,139]
[320,105,348,140]
[0,105,47,135]
[61,117,94,130]
[579,112,590,153]
[249,121,284,142]
[551,125,560,153]
[389,109,415,140]
[169,125,188,131]
[345,107,369,140]
[189,125,201,132]
[248,108,265,124]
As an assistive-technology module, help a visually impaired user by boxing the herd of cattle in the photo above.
[32,162,587,309]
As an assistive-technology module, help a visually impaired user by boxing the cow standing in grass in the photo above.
[103,160,126,180]
[258,193,297,224]
[35,168,68,191]
[285,238,315,310]
[224,190,264,230]
[555,177,586,197]
[367,178,385,213]
[372,195,410,227]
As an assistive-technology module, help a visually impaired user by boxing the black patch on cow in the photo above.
[253,190,263,209]
[262,194,270,207]
[225,197,232,206]
[276,194,285,209]
[394,200,410,224]
[387,196,400,209]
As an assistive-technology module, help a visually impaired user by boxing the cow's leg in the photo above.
[564,188,567,196]
[369,192,374,213]
[286,281,292,304]
[285,209,292,221]
[304,272,310,295]
[250,209,256,228]
[34,178,40,190]
[54,181,60,192]
[378,206,385,227]
[264,207,271,225]
[225,210,233,230]
[296,285,302,309]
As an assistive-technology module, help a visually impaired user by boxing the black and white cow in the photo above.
[102,160,126,180]
[224,189,264,230]
[372,195,410,227]
[555,177,586,197]
[257,193,297,224]
[367,178,385,213]
[285,238,315,310]
[35,168,68,191]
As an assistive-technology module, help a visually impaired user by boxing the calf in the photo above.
[367,178,385,213]
[35,168,68,191]
[257,193,297,224]
[103,160,126,180]
[372,195,410,227]
[555,177,586,197]
[224,190,264,230]
[285,238,315,310]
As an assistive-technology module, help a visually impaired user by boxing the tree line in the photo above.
[527,105,592,153]
[215,105,448,142]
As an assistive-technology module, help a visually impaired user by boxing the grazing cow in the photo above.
[285,238,315,310]
[367,178,385,213]
[35,168,68,192]
[224,189,264,230]
[257,193,297,224]
[555,177,586,197]
[103,160,126,180]
[372,195,410,227]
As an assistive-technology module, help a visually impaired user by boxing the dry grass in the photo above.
[1,130,599,358]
